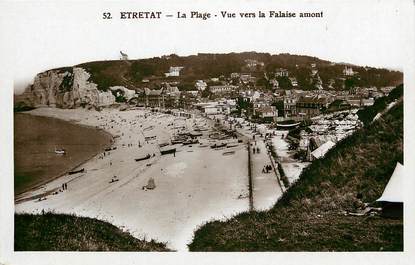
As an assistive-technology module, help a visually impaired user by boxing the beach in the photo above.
[15,107,254,250]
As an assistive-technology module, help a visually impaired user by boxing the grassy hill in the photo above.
[189,98,403,251]
[44,52,402,92]
[15,213,170,251]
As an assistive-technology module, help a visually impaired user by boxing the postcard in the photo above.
[0,0,414,265]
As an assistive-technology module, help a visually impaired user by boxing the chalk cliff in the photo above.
[15,67,131,109]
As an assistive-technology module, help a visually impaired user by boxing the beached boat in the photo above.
[190,131,203,137]
[171,139,184,144]
[276,122,301,129]
[135,154,151,162]
[183,139,199,145]
[222,150,235,156]
[160,146,176,155]
[171,135,187,144]
[68,168,85,175]
[210,142,227,149]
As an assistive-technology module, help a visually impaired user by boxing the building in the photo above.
[240,73,254,84]
[283,95,298,117]
[328,99,351,112]
[343,66,355,76]
[143,88,164,108]
[296,96,328,117]
[255,106,278,122]
[245,59,264,70]
[289,77,298,87]
[380,86,395,95]
[195,80,207,91]
[275,68,289,77]
[165,66,184,77]
[195,101,233,115]
[209,85,238,94]
[230,72,240,79]
[163,83,180,96]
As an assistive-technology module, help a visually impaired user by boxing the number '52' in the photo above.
[103,12,112,19]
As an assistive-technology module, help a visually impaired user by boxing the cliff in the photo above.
[15,67,135,109]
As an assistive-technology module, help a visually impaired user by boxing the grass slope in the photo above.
[15,213,170,251]
[69,52,402,91]
[189,100,403,251]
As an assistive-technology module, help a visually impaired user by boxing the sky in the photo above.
[1,0,413,94]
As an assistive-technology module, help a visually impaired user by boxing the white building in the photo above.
[275,68,289,77]
[343,66,355,76]
[209,85,238,94]
[165,66,184,77]
[195,80,207,91]
[289,77,298,87]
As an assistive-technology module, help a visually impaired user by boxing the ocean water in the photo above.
[14,113,112,196]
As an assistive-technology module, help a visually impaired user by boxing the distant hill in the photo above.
[70,52,402,91]
[189,87,403,251]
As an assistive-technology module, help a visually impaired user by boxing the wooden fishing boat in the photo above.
[183,139,199,145]
[68,168,84,175]
[160,146,176,155]
[135,154,151,162]
[210,142,227,149]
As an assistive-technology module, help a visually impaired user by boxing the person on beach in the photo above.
[62,183,65,190]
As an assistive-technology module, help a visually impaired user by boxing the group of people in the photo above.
[262,164,273,173]
[61,182,68,191]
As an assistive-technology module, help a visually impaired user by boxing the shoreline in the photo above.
[14,110,114,199]
[14,107,253,250]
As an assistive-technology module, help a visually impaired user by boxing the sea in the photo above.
[14,113,112,196]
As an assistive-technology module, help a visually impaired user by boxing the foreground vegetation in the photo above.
[189,98,403,251]
[15,213,170,251]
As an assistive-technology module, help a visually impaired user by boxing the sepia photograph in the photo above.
[1,0,414,264]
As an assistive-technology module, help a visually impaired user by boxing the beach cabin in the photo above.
[376,162,404,218]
